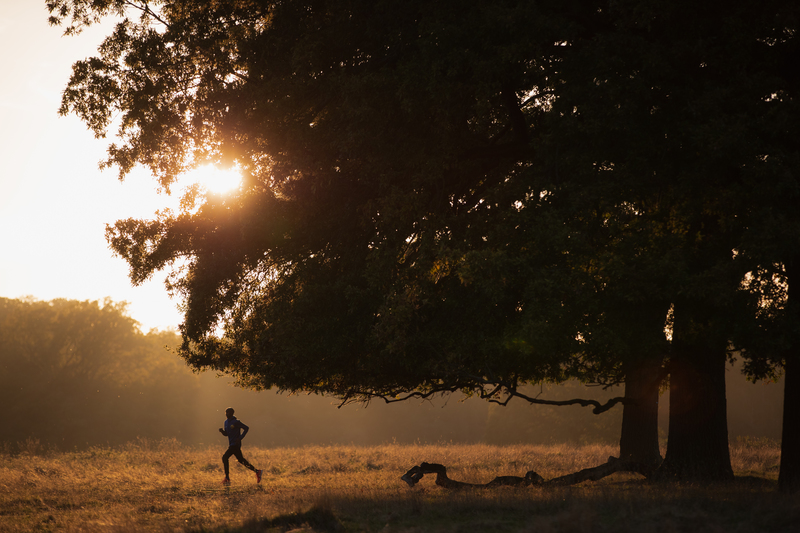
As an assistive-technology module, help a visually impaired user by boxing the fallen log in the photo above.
[401,456,653,489]
[401,462,543,489]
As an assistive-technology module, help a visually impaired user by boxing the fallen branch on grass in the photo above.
[401,457,653,489]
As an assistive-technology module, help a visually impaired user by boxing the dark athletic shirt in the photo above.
[224,417,249,446]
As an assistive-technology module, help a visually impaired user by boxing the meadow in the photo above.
[0,438,796,532]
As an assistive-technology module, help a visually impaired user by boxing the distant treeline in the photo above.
[0,297,783,451]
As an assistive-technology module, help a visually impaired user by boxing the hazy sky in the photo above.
[1,3,236,332]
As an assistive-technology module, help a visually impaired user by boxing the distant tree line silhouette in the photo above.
[0,297,781,452]
[0,297,204,449]
[0,298,630,450]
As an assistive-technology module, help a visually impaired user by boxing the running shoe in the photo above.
[222,477,231,486]
[256,469,263,483]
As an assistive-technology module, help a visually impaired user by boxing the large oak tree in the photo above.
[50,0,799,486]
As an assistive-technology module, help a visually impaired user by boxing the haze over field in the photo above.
[0,296,783,451]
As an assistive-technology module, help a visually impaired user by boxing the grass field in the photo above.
[0,437,796,532]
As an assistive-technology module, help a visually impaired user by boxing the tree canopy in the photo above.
[50,0,799,423]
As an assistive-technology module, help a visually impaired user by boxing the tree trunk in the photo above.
[619,357,663,468]
[779,352,800,492]
[779,258,800,492]
[655,339,733,481]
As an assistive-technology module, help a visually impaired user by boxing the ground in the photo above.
[0,438,795,532]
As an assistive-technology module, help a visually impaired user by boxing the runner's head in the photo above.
[225,407,235,418]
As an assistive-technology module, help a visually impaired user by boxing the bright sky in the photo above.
[0,3,238,332]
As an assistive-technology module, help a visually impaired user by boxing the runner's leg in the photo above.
[232,446,257,472]
[222,446,235,478]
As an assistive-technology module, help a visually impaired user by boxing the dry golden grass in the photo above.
[0,437,796,532]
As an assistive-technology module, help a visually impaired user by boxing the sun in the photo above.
[181,164,242,194]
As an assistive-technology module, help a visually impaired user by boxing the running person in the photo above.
[219,407,262,485]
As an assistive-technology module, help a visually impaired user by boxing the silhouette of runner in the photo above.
[219,407,262,485]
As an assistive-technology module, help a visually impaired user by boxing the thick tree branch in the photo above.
[338,381,627,415]
[493,389,627,415]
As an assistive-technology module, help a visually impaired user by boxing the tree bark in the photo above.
[655,332,733,481]
[779,352,800,492]
[779,258,800,492]
[619,357,663,469]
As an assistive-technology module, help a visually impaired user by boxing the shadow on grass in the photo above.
[186,505,343,533]
[733,475,778,489]
[182,476,782,533]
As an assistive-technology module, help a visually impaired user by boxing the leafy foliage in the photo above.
[50,0,800,409]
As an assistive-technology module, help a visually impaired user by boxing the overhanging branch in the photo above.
[491,389,627,414]
[337,379,627,415]
[337,386,461,408]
